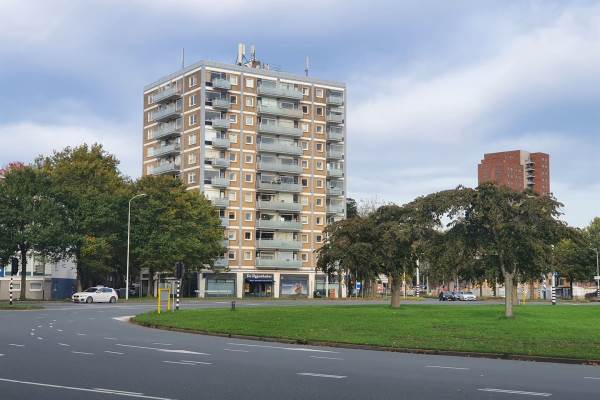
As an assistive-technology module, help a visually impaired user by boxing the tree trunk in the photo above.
[19,245,27,301]
[338,269,343,299]
[147,271,155,297]
[390,274,402,308]
[504,272,515,318]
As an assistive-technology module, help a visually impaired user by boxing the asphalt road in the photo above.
[0,300,598,399]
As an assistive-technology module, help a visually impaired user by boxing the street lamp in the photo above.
[126,193,147,301]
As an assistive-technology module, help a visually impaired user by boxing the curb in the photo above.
[129,319,600,366]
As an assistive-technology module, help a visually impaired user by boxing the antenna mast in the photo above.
[304,56,310,77]
[181,48,185,69]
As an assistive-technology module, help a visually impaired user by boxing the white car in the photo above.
[72,286,118,303]
[458,291,477,301]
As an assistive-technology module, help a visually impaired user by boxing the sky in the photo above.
[1,0,599,227]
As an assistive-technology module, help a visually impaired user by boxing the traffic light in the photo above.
[10,257,18,276]
[175,262,185,280]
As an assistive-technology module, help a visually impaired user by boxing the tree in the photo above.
[553,232,594,294]
[346,198,358,219]
[129,176,224,296]
[0,166,66,300]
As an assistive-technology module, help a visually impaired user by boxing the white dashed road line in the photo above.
[162,361,198,366]
[227,342,339,353]
[297,373,347,379]
[477,388,552,397]
[179,360,212,365]
[104,351,125,355]
[426,365,470,370]
[115,343,210,356]
[309,356,344,360]
[58,343,71,347]
[223,348,249,353]
[152,343,172,346]
[76,333,86,336]
[104,337,117,340]
[36,337,43,340]
[71,351,94,355]
[56,329,63,332]
[584,377,600,380]
[8,344,25,347]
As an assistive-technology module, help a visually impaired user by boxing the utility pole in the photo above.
[592,248,599,299]
[126,193,147,301]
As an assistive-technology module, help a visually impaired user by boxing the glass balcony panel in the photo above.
[211,177,229,187]
[256,258,302,269]
[257,142,303,155]
[257,182,302,192]
[258,84,303,100]
[257,124,302,137]
[257,220,302,231]
[212,78,231,90]
[256,239,302,250]
[258,104,302,119]
[256,201,301,212]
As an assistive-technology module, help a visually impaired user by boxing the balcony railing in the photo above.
[257,124,302,137]
[257,161,302,174]
[327,131,344,141]
[214,258,228,268]
[256,258,302,269]
[326,113,344,124]
[152,86,181,103]
[151,162,180,175]
[327,149,344,159]
[212,78,231,90]
[257,220,302,231]
[210,177,229,188]
[257,182,302,192]
[326,94,344,106]
[152,104,182,122]
[258,142,303,156]
[327,186,344,196]
[258,84,303,100]
[210,118,230,130]
[220,217,229,227]
[152,121,182,140]
[258,104,302,119]
[211,198,229,208]
[327,168,343,177]
[256,239,302,250]
[256,201,301,212]
[211,98,230,109]
[149,143,181,158]
[211,137,230,149]
[327,205,345,214]
[207,158,229,168]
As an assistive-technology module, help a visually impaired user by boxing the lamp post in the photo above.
[592,248,599,298]
[126,193,147,301]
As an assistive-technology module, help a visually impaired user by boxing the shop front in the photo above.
[280,274,309,298]
[204,273,236,297]
[244,273,274,297]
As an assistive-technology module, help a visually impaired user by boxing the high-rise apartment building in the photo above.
[478,150,550,195]
[142,52,346,299]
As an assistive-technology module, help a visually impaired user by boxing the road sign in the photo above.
[356,282,362,291]
[594,275,600,281]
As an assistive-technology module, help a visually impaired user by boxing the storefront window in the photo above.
[280,275,308,297]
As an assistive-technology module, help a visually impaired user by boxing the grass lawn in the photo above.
[0,303,43,310]
[134,304,600,360]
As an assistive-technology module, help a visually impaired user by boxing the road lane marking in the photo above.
[94,388,143,395]
[162,361,197,366]
[104,337,117,340]
[223,348,249,353]
[0,354,4,357]
[37,325,42,328]
[56,329,63,332]
[37,337,43,340]
[71,351,94,355]
[297,373,347,379]
[478,388,552,397]
[8,344,24,347]
[152,343,172,346]
[29,332,34,336]
[58,343,71,347]
[76,333,86,336]
[104,351,125,355]
[115,344,210,356]
[0,377,177,400]
[227,343,339,353]
[179,360,212,365]
[584,377,600,380]
[309,356,344,360]
[426,365,470,370]
[113,315,134,322]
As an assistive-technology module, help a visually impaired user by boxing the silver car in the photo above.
[458,291,477,301]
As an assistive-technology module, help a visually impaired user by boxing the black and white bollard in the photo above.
[551,273,556,306]
[9,275,13,306]
[175,280,180,311]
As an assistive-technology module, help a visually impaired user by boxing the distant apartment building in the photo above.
[142,47,346,299]
[478,150,550,195]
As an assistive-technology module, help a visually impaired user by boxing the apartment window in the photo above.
[229,75,239,85]
[301,253,309,261]
[301,178,308,187]
[301,160,308,168]
[229,133,238,144]
[244,211,252,221]
[316,161,323,170]
[147,129,153,140]
[302,87,309,96]
[188,153,197,165]
[316,198,322,206]
[302,105,309,114]
[189,114,197,125]
[301,196,309,205]
[301,234,309,243]
[245,135,253,145]
[244,173,253,183]
[316,179,323,188]
[315,88,324,97]
[316,125,323,133]
[244,251,252,261]
[188,134,196,145]
[245,96,254,107]
[244,154,253,163]
[187,173,196,184]
[229,152,237,162]
[245,78,254,88]
[316,143,323,152]
[301,141,309,150]
[189,75,197,87]
[245,116,254,126]
[228,191,237,201]
[316,234,323,243]
[230,95,237,104]
[244,193,252,203]
[316,107,323,116]
[30,282,42,291]
[301,215,308,224]
[244,231,252,240]
[228,231,236,241]
[316,216,322,225]
[228,211,236,220]
[302,123,309,133]
[228,251,236,260]
[189,95,196,107]
[228,114,237,123]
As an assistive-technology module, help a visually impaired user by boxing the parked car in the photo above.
[439,291,458,301]
[458,291,477,301]
[72,286,118,303]
[584,291,599,300]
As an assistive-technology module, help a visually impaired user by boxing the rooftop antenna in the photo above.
[181,48,185,69]
[250,44,256,62]
[304,56,310,77]
[236,43,245,65]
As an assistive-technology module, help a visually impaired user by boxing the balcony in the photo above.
[211,198,229,208]
[210,177,229,188]
[220,217,229,227]
[149,143,180,158]
[151,162,180,175]
[211,137,230,149]
[152,121,182,140]
[326,113,344,124]
[327,168,343,178]
[258,142,302,156]
[327,149,344,159]
[214,258,228,268]
[327,204,345,214]
[256,239,302,250]
[256,201,301,212]
[327,130,344,141]
[152,86,181,104]
[326,94,344,106]
[327,186,344,196]
[212,78,231,90]
[257,220,302,231]
[257,123,302,137]
[257,182,302,193]
[211,98,230,109]
[210,118,230,130]
[256,258,302,269]
[257,161,302,174]
[258,104,302,119]
[207,158,230,168]
[258,84,303,100]
[152,104,182,122]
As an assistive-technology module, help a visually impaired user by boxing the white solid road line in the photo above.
[223,348,249,353]
[478,388,552,397]
[426,365,470,370]
[104,351,125,355]
[584,377,600,380]
[309,356,344,360]
[8,344,25,347]
[297,373,347,379]
[179,360,212,365]
[58,343,71,347]
[0,377,177,400]
[94,388,144,395]
[162,361,198,366]
[115,343,210,356]
[152,343,172,346]
[227,342,339,353]
[71,351,94,355]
